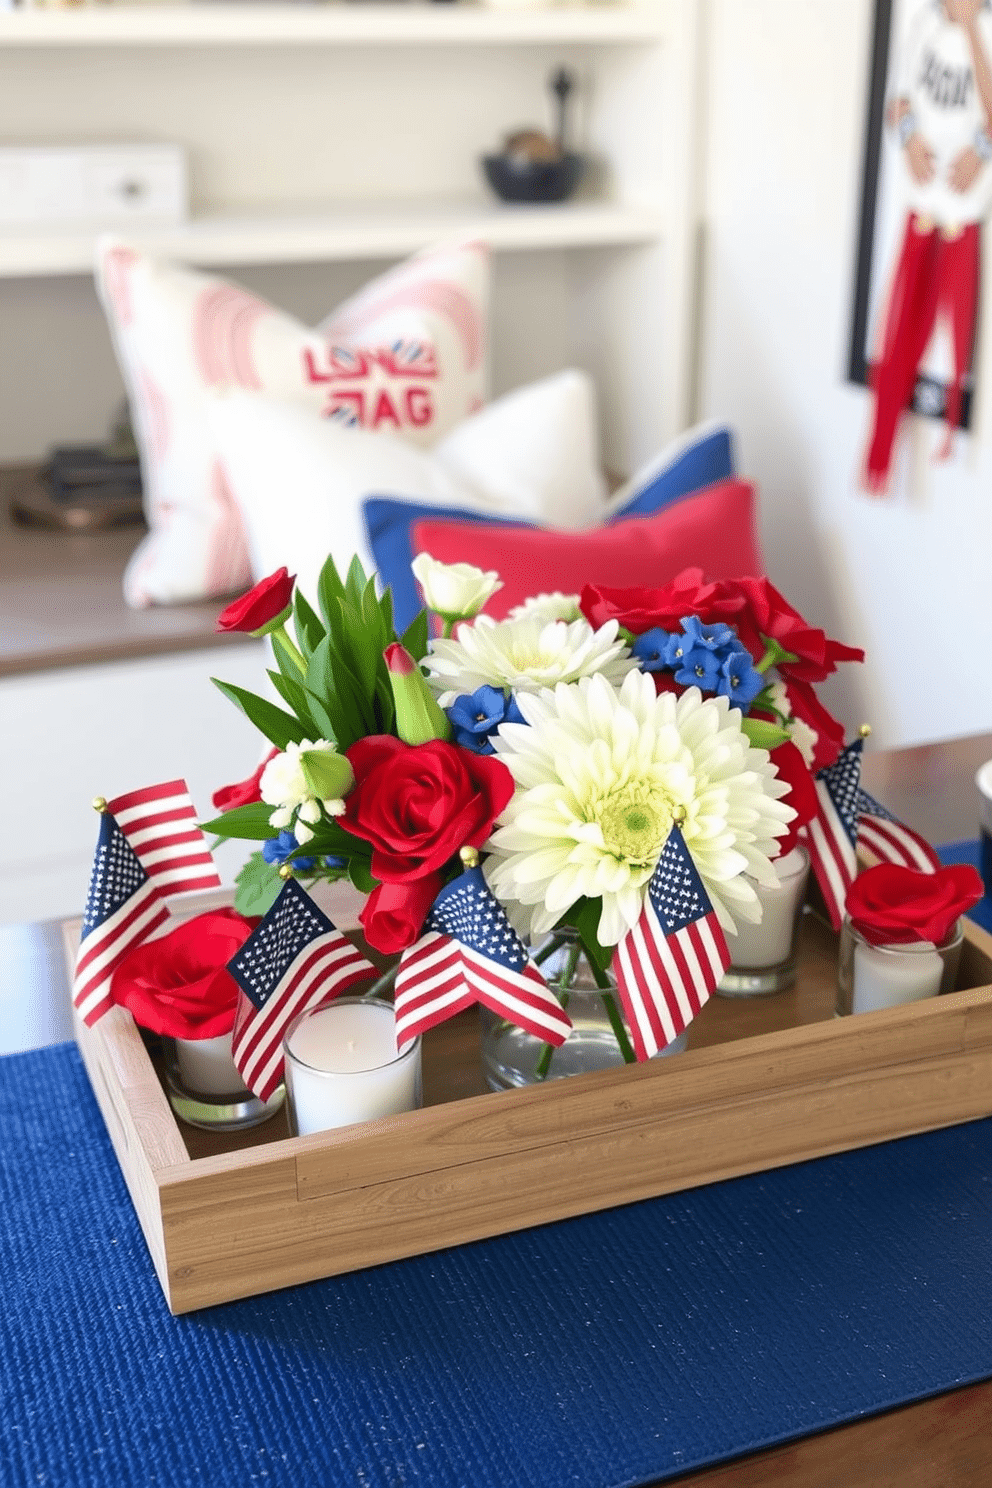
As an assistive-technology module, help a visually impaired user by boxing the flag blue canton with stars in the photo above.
[425,868,530,971]
[817,738,864,846]
[81,812,150,937]
[647,826,716,934]
[228,878,338,1011]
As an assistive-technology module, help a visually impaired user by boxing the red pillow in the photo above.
[411,478,763,619]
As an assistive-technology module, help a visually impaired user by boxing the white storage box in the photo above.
[0,144,187,226]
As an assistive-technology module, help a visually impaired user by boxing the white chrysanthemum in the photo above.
[260,738,344,843]
[411,552,502,619]
[508,592,582,624]
[424,614,637,705]
[484,672,795,947]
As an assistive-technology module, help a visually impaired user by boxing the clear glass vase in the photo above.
[479,926,687,1091]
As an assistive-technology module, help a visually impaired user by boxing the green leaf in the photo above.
[211,678,307,750]
[401,608,430,663]
[316,553,348,630]
[271,626,306,685]
[741,717,791,752]
[234,852,284,916]
[344,554,370,612]
[267,668,320,738]
[199,803,275,841]
[293,588,326,658]
[301,685,338,744]
[348,858,377,895]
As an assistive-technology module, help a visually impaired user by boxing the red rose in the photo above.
[359,873,444,954]
[211,748,278,812]
[216,567,295,635]
[846,863,983,947]
[343,735,515,882]
[725,577,864,685]
[110,908,258,1039]
[581,569,743,637]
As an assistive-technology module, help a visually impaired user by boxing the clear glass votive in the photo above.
[717,846,811,997]
[283,996,422,1137]
[162,1031,285,1132]
[835,917,964,1017]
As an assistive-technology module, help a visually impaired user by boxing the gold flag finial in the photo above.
[459,845,480,869]
[92,796,107,814]
[671,804,687,825]
[859,723,872,739]
[278,863,294,880]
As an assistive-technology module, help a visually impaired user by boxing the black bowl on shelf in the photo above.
[481,151,585,205]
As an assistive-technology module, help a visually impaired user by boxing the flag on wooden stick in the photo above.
[856,788,941,873]
[799,739,864,930]
[393,866,572,1052]
[106,778,222,897]
[73,806,171,1027]
[228,878,379,1102]
[612,824,729,1061]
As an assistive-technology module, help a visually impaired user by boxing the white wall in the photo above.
[699,0,992,751]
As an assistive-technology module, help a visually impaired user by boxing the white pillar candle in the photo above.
[852,940,943,1014]
[730,848,809,969]
[285,998,422,1136]
[175,1031,250,1098]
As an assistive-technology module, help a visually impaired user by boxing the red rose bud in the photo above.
[216,567,295,637]
[384,642,452,745]
[359,873,444,954]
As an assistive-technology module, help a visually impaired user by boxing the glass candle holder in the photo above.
[717,846,811,997]
[836,917,964,1017]
[162,1031,284,1132]
[283,996,422,1137]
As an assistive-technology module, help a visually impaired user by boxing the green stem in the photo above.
[272,623,307,678]
[582,940,637,1064]
[534,939,581,1080]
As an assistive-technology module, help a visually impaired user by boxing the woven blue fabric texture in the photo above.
[942,839,992,934]
[2,1042,991,1488]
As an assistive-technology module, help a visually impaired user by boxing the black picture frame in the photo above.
[848,0,976,428]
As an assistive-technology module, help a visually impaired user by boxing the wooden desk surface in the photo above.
[0,465,245,677]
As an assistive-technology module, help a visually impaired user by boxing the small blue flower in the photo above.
[631,628,673,672]
[262,831,316,872]
[680,614,735,651]
[672,646,722,690]
[716,647,765,708]
[446,686,526,754]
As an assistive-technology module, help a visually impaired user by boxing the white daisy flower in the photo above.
[484,671,795,947]
[508,592,582,624]
[424,614,637,706]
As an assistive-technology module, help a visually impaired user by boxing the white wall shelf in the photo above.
[0,199,663,278]
[0,4,667,49]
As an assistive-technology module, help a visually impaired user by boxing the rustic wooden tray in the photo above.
[67,892,992,1316]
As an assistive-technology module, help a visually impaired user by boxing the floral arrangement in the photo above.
[200,548,867,1066]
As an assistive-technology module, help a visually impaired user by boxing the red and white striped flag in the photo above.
[799,740,863,930]
[612,825,729,1061]
[106,778,221,898]
[73,808,171,1026]
[393,867,572,1051]
[856,788,941,873]
[227,879,378,1102]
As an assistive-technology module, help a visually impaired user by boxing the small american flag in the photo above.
[106,779,222,897]
[799,739,864,930]
[227,879,378,1102]
[393,867,573,1051]
[73,809,170,1027]
[612,825,729,1061]
[856,788,941,873]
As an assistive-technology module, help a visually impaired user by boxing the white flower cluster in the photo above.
[259,739,347,844]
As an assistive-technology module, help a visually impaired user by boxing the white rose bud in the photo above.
[411,552,502,624]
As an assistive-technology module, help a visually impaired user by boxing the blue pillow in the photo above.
[364,498,530,631]
[606,424,735,522]
[363,423,736,631]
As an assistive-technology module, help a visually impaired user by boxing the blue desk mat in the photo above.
[1,1036,991,1488]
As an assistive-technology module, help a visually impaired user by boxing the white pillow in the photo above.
[94,237,490,607]
[207,369,607,605]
